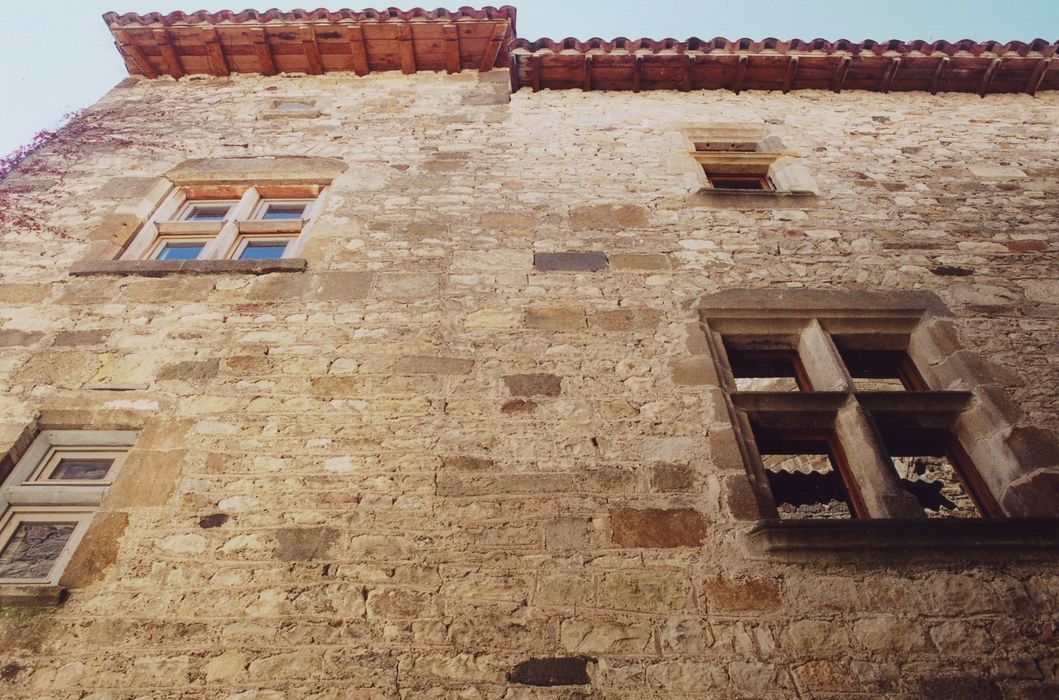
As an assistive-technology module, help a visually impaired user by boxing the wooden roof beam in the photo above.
[633,55,643,93]
[201,29,229,76]
[301,27,323,75]
[250,29,276,76]
[582,54,593,92]
[531,54,542,92]
[1026,57,1054,96]
[153,29,183,79]
[346,25,370,76]
[479,22,507,72]
[879,57,901,93]
[399,24,416,74]
[781,56,799,93]
[733,55,748,94]
[681,55,693,92]
[931,57,950,94]
[978,58,1001,96]
[833,56,851,93]
[443,24,461,73]
[113,30,159,79]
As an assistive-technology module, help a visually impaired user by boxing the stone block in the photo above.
[525,307,586,330]
[465,308,521,329]
[0,284,50,304]
[441,456,494,470]
[276,527,338,561]
[94,176,169,200]
[601,571,694,612]
[589,309,662,332]
[157,359,220,382]
[502,373,561,397]
[649,463,694,492]
[1001,468,1059,517]
[702,575,782,613]
[461,93,510,106]
[508,657,591,686]
[669,357,718,386]
[570,204,648,230]
[915,676,1002,700]
[644,437,698,462]
[394,355,474,375]
[851,615,929,655]
[452,249,531,270]
[608,253,671,270]
[0,330,44,346]
[86,213,143,244]
[103,449,186,509]
[610,508,707,548]
[373,272,440,302]
[166,156,347,185]
[58,512,128,589]
[51,330,110,347]
[533,251,608,272]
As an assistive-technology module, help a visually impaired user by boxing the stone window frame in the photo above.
[0,430,136,587]
[71,156,347,277]
[697,290,1059,531]
[677,122,819,197]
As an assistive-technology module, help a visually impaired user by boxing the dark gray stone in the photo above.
[533,251,609,272]
[508,657,592,686]
[503,374,561,397]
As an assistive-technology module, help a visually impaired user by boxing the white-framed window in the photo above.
[120,185,326,262]
[0,430,136,586]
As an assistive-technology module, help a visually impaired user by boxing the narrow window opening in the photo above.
[756,432,861,519]
[837,349,927,391]
[881,431,1000,518]
[707,174,772,191]
[726,344,812,392]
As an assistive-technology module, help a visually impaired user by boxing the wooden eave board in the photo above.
[113,19,510,77]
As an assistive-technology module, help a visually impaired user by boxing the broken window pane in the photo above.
[891,455,981,518]
[758,437,853,519]
[0,522,76,579]
[835,347,926,391]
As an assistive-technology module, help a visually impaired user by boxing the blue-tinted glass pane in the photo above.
[239,242,288,260]
[261,204,306,220]
[184,205,230,221]
[158,243,204,260]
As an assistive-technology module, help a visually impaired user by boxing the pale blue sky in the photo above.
[2,1,1057,155]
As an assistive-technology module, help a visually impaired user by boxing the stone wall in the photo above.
[0,68,1057,697]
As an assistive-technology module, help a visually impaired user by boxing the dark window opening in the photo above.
[706,174,772,191]
[726,346,812,392]
[50,459,114,481]
[881,431,1001,518]
[838,349,927,391]
[756,432,863,519]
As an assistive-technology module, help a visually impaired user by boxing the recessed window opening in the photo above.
[726,344,812,392]
[756,432,860,520]
[707,174,772,191]
[178,201,237,222]
[881,431,1001,518]
[254,200,310,221]
[838,349,927,391]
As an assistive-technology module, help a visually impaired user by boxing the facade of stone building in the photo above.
[0,6,1058,698]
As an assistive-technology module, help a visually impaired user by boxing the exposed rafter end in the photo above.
[782,56,799,94]
[346,25,370,76]
[732,55,748,94]
[1025,57,1053,96]
[633,55,643,93]
[977,58,1001,97]
[833,56,851,93]
[931,57,950,95]
[582,54,593,92]
[879,57,901,93]
[479,22,507,72]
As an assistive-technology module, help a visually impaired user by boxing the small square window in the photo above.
[0,510,92,584]
[27,446,126,484]
[726,344,812,392]
[153,241,207,261]
[237,240,291,260]
[255,200,310,221]
[178,201,237,222]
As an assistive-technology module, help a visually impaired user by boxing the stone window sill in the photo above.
[746,518,1059,561]
[0,585,66,607]
[687,190,819,209]
[70,258,307,277]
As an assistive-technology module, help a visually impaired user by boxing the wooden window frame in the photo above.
[755,429,868,518]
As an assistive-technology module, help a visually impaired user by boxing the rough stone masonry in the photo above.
[0,34,1058,699]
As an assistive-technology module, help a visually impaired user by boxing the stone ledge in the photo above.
[70,259,308,277]
[0,585,66,607]
[746,518,1059,561]
[686,191,819,209]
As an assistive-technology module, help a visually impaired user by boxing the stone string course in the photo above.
[0,68,1056,697]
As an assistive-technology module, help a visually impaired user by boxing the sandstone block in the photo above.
[525,307,586,330]
[441,456,495,470]
[702,575,782,613]
[276,527,338,561]
[589,309,662,332]
[669,356,718,386]
[166,156,347,184]
[852,615,929,655]
[502,373,561,397]
[58,512,128,589]
[608,253,671,270]
[394,355,474,375]
[0,330,44,346]
[87,213,143,244]
[464,308,521,329]
[157,359,220,382]
[644,437,698,462]
[452,249,531,270]
[560,619,653,654]
[533,251,608,272]
[508,657,591,686]
[645,661,727,692]
[570,204,647,230]
[373,272,440,302]
[649,463,694,492]
[610,507,707,548]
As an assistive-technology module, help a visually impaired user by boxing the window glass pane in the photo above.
[157,243,205,260]
[183,204,231,221]
[50,458,114,481]
[239,242,289,260]
[260,203,307,220]
[0,522,76,579]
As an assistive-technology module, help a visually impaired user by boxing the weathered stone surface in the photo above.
[525,307,586,330]
[157,359,220,381]
[702,575,782,613]
[275,527,338,561]
[502,373,561,397]
[373,272,441,301]
[86,213,143,244]
[608,253,671,270]
[58,512,128,589]
[464,308,521,329]
[610,508,707,548]
[166,156,347,184]
[589,309,662,331]
[669,356,718,386]
[570,204,647,230]
[533,251,608,272]
[508,657,591,686]
[394,355,474,375]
